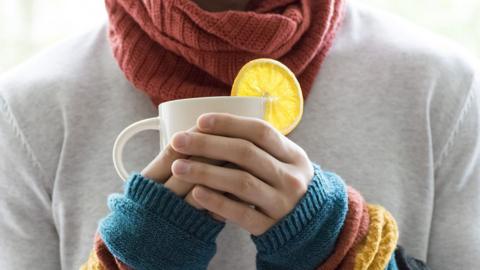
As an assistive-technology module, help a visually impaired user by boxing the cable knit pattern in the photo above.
[318,186,366,270]
[353,205,399,270]
[251,164,348,270]
[98,172,225,270]
[104,0,345,105]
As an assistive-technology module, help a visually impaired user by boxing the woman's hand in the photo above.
[169,113,314,235]
[141,126,229,223]
[140,126,219,211]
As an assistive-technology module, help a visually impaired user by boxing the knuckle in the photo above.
[257,121,274,141]
[284,172,308,195]
[239,207,256,227]
[294,145,307,158]
[237,140,256,160]
[238,172,255,194]
[162,145,177,160]
[297,148,310,163]
[299,145,312,160]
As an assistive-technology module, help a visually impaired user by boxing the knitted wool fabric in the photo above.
[318,186,367,270]
[104,0,345,106]
[251,167,348,270]
[81,235,133,270]
[338,202,371,269]
[94,232,131,270]
[353,204,399,270]
[88,164,349,270]
[80,249,104,270]
[98,172,225,270]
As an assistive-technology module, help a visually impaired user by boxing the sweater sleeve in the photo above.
[96,172,225,270]
[319,186,370,269]
[351,204,399,269]
[0,94,60,269]
[80,163,419,270]
[80,232,132,270]
[251,163,349,270]
[251,163,402,270]
[427,71,480,269]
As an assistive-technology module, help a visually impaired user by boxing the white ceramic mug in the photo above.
[112,96,267,181]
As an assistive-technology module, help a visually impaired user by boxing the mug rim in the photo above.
[158,96,268,108]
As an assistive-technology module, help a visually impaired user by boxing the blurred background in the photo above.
[0,0,479,73]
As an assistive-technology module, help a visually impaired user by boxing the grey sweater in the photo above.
[0,2,479,270]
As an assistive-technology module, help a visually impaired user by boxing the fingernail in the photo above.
[172,132,188,149]
[198,114,214,130]
[194,186,208,200]
[172,160,190,175]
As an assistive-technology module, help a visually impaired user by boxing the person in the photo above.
[0,0,478,269]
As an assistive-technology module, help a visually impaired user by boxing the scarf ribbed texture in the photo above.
[105,0,345,105]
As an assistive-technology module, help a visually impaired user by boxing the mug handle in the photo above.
[112,117,165,181]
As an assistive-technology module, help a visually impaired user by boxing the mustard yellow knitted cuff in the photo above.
[79,249,104,270]
[353,204,399,270]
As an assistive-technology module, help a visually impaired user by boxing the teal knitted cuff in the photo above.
[123,172,224,241]
[251,163,348,270]
[99,172,225,270]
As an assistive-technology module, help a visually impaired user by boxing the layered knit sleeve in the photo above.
[344,204,399,270]
[319,187,370,269]
[81,232,133,270]
[81,163,427,270]
[82,172,225,270]
[251,165,349,269]
[249,164,400,270]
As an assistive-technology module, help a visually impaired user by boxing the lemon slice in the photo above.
[231,58,303,135]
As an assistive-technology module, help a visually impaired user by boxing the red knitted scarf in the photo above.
[105,0,345,106]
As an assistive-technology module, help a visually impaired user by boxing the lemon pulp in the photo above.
[231,58,303,135]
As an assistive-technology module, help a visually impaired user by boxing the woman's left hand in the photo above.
[170,113,314,236]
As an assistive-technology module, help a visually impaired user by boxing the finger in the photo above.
[164,156,226,196]
[209,212,226,222]
[184,190,203,209]
[197,113,304,163]
[171,159,283,218]
[140,144,187,183]
[164,176,195,197]
[185,190,225,222]
[192,185,274,236]
[171,131,284,186]
[140,126,198,183]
